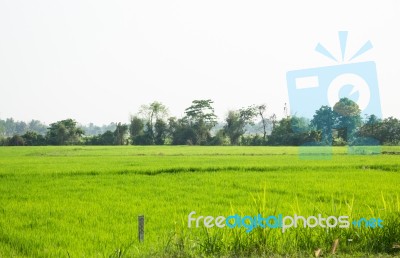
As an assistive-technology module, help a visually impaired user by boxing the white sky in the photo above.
[0,0,399,125]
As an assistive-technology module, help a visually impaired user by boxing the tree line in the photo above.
[1,98,400,146]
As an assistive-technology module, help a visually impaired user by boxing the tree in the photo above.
[209,129,230,145]
[267,117,293,145]
[5,118,16,136]
[100,131,115,145]
[46,119,84,145]
[28,120,47,135]
[256,104,269,143]
[362,114,381,135]
[223,106,257,145]
[130,116,145,144]
[8,135,25,146]
[87,130,117,145]
[138,101,168,144]
[113,123,128,145]
[154,119,168,145]
[357,114,382,143]
[22,131,46,146]
[333,98,362,143]
[270,113,277,130]
[223,111,243,145]
[131,121,154,145]
[380,117,400,145]
[267,116,312,146]
[168,117,197,145]
[184,99,217,145]
[361,117,400,145]
[310,106,334,145]
[81,123,102,136]
[15,121,28,135]
[0,118,47,137]
[0,120,5,138]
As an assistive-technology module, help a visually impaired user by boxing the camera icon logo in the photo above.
[286,31,382,158]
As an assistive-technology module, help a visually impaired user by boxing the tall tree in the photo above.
[113,123,128,145]
[5,118,16,137]
[270,113,277,130]
[223,111,243,145]
[184,99,217,145]
[256,104,269,143]
[129,116,144,144]
[223,106,257,145]
[311,105,334,145]
[333,98,362,143]
[139,101,168,143]
[154,119,168,145]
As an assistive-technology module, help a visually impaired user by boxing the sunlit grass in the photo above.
[0,146,399,257]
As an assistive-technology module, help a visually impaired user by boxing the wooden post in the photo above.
[331,239,339,254]
[138,215,145,242]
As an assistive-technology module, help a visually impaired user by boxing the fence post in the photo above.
[138,215,145,242]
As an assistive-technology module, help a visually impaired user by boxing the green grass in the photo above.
[0,146,400,257]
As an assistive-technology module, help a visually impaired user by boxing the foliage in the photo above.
[311,105,334,145]
[0,118,47,137]
[184,99,217,145]
[256,104,270,143]
[2,98,400,146]
[333,98,362,143]
[46,119,84,145]
[22,131,46,146]
[267,116,314,146]
[169,117,197,145]
[154,119,168,145]
[208,129,230,146]
[81,122,117,136]
[113,123,128,145]
[359,116,400,145]
[138,101,168,144]
[86,130,115,145]
[7,135,25,146]
[223,106,257,145]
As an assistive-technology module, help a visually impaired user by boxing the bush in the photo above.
[333,136,346,146]
[8,135,25,146]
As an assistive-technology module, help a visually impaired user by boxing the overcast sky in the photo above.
[0,0,399,125]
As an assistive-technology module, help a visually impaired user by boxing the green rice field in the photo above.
[0,146,400,257]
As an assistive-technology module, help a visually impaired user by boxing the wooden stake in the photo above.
[331,239,339,254]
[138,215,145,242]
